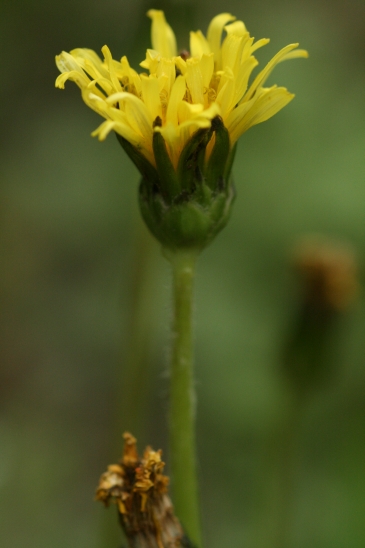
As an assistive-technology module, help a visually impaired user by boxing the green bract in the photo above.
[117,117,236,252]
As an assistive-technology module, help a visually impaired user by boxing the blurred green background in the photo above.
[1,0,365,547]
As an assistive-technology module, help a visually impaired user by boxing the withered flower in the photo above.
[282,237,360,393]
[293,237,359,312]
[96,432,190,548]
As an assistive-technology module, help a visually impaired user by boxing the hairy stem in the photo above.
[166,249,202,548]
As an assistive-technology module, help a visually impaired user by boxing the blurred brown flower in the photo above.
[293,236,359,312]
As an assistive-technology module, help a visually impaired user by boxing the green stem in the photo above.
[165,249,202,548]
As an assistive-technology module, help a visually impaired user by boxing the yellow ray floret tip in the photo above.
[147,9,177,58]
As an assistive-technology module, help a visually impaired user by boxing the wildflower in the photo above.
[293,237,359,312]
[96,432,190,548]
[56,10,307,251]
[281,237,359,394]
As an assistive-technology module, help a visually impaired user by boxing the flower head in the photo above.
[56,11,307,251]
[56,10,307,168]
[95,432,187,548]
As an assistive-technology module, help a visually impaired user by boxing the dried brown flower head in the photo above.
[96,432,186,548]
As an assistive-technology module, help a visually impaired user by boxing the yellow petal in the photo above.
[147,10,177,58]
[55,70,89,90]
[190,30,211,58]
[101,45,122,92]
[166,75,186,126]
[84,89,143,135]
[92,120,154,165]
[140,49,160,74]
[179,100,220,125]
[106,92,153,140]
[216,69,235,118]
[156,122,180,168]
[70,48,109,79]
[240,36,255,62]
[205,131,216,161]
[56,51,84,75]
[186,57,205,105]
[224,20,247,36]
[250,38,270,54]
[113,56,137,81]
[55,52,92,90]
[243,43,301,102]
[81,88,110,117]
[156,57,175,95]
[157,74,168,93]
[104,106,130,126]
[207,13,236,68]
[174,56,187,76]
[200,53,214,90]
[134,76,143,97]
[178,101,204,124]
[91,120,136,145]
[233,56,258,105]
[221,33,245,75]
[247,86,294,127]
[178,102,221,151]
[279,49,309,61]
[87,77,114,96]
[71,52,116,95]
[227,86,294,143]
[67,53,109,90]
[225,96,257,142]
[141,74,162,122]
[91,120,117,140]
[217,65,233,95]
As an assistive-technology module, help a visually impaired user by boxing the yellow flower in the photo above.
[55,10,307,169]
[56,10,307,251]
